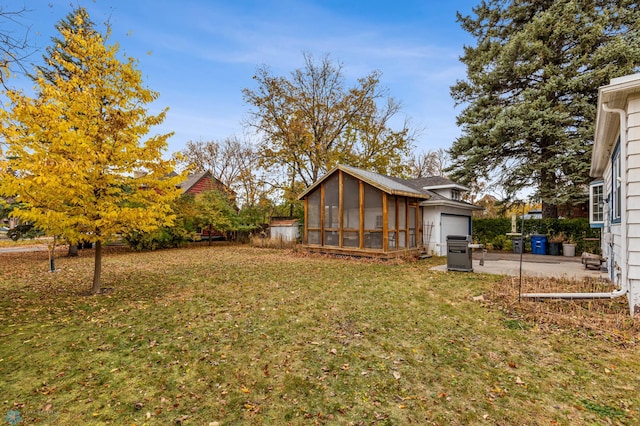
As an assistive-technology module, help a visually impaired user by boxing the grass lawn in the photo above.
[1,244,639,425]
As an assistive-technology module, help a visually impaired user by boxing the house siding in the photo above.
[627,96,640,312]
[422,205,472,256]
[611,223,622,282]
[421,209,439,254]
[187,177,217,195]
[600,155,618,282]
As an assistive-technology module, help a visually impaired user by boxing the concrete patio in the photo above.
[432,250,610,280]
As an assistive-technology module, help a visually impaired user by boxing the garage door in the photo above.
[440,214,471,256]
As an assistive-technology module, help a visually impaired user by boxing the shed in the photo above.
[269,217,300,242]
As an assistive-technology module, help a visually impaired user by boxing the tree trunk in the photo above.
[91,240,102,294]
[542,201,558,219]
[208,224,212,246]
[67,244,79,257]
[48,238,56,272]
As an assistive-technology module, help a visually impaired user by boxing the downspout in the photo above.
[522,103,628,300]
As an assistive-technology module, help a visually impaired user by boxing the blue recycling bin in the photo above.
[531,235,547,255]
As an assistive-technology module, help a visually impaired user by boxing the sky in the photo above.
[12,0,478,157]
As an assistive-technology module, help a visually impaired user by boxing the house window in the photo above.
[589,180,604,228]
[451,189,461,201]
[612,141,621,223]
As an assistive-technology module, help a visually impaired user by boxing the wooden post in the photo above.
[339,170,344,248]
[320,183,325,246]
[382,192,388,252]
[303,197,308,244]
[359,180,364,250]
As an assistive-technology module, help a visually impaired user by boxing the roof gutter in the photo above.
[522,103,628,300]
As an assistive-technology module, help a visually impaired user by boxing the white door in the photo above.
[440,214,471,256]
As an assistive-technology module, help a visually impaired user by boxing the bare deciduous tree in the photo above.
[408,148,450,178]
[243,52,413,188]
[179,136,268,208]
[0,5,35,86]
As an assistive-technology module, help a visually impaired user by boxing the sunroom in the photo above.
[298,165,431,258]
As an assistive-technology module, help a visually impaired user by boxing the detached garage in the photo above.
[410,176,481,256]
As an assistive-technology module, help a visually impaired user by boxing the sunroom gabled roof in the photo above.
[298,164,431,200]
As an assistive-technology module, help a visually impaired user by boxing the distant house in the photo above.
[297,164,482,258]
[178,171,231,197]
[474,194,499,217]
[589,73,640,315]
[178,170,236,240]
[522,209,542,220]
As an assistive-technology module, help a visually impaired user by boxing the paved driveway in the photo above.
[0,245,49,254]
[432,250,609,280]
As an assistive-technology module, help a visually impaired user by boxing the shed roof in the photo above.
[270,218,299,226]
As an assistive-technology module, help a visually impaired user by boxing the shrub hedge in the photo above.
[472,217,601,254]
[123,226,196,251]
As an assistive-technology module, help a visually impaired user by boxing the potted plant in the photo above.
[562,234,576,257]
[548,233,564,256]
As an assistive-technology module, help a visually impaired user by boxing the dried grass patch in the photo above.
[488,275,640,345]
[249,235,298,249]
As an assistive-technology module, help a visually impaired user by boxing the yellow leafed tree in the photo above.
[0,8,182,294]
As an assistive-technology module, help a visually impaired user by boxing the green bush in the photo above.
[7,224,44,241]
[473,217,600,253]
[124,226,195,251]
[489,234,510,250]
